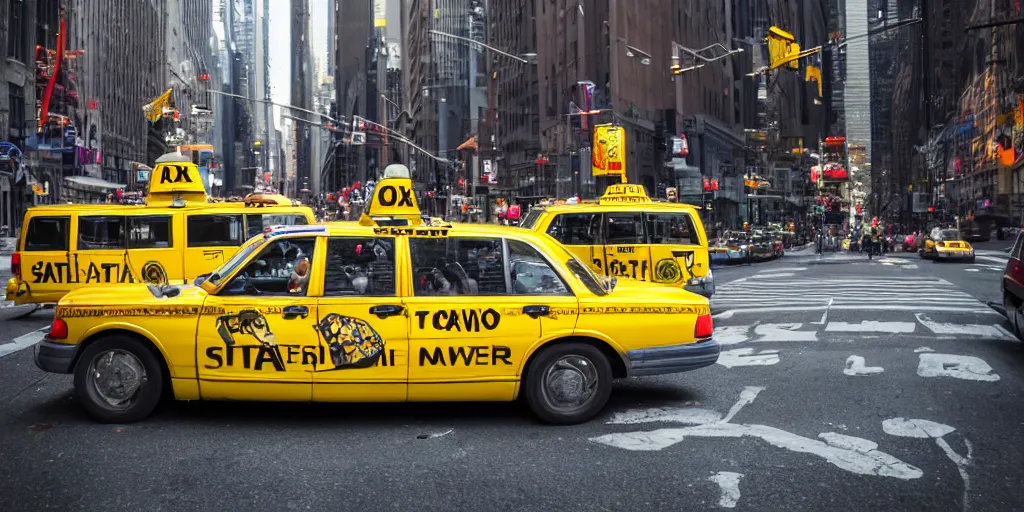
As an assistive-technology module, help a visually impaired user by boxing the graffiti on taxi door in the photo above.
[206,310,394,372]
[592,258,650,281]
[415,308,501,332]
[418,345,512,366]
[29,253,168,285]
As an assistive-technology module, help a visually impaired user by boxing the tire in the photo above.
[523,342,613,425]
[73,335,165,423]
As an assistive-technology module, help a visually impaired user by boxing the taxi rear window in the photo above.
[520,209,543,229]
[24,216,69,251]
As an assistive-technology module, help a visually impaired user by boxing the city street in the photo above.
[1,248,1024,510]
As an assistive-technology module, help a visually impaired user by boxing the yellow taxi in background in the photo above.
[920,227,976,262]
[6,156,314,306]
[33,165,718,425]
[520,185,714,297]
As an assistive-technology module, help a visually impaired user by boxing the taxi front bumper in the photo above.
[34,339,79,374]
[626,338,720,376]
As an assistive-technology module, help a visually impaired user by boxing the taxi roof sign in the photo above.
[359,166,424,226]
[598,184,653,205]
[146,155,208,207]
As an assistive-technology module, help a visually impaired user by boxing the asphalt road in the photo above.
[1,247,1023,511]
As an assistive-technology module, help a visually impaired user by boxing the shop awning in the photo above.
[64,175,126,193]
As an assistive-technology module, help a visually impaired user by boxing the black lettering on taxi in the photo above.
[414,308,501,332]
[204,345,398,371]
[30,254,138,284]
[377,184,414,207]
[160,164,193,184]
[417,345,512,366]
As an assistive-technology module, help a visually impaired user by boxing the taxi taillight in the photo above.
[48,318,68,340]
[695,314,713,339]
[10,252,19,277]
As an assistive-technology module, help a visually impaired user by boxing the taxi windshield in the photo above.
[940,230,962,241]
[206,236,266,285]
[565,252,609,296]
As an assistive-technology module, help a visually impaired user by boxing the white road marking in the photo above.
[964,268,980,272]
[717,348,780,368]
[811,297,833,325]
[607,407,723,426]
[716,326,751,345]
[752,272,794,278]
[883,418,973,511]
[590,387,923,480]
[976,255,1009,265]
[712,276,993,315]
[914,347,935,353]
[708,472,743,508]
[826,321,916,333]
[844,355,884,376]
[0,328,47,359]
[752,323,818,342]
[915,314,1016,339]
[917,354,1000,382]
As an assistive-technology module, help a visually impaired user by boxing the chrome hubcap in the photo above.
[541,355,599,411]
[89,350,146,408]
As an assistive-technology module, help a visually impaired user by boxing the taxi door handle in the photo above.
[523,305,550,319]
[369,304,405,319]
[283,305,309,319]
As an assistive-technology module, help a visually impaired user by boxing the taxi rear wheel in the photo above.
[524,343,612,425]
[73,336,164,423]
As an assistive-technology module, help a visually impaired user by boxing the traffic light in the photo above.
[766,26,803,70]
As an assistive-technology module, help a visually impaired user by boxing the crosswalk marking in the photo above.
[0,328,47,359]
[712,276,997,317]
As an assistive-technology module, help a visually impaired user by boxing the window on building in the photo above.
[8,85,25,137]
[322,237,397,297]
[78,216,127,250]
[7,1,27,62]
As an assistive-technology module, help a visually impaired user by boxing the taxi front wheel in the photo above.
[524,343,612,425]
[73,336,164,423]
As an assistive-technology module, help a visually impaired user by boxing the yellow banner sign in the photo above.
[592,124,626,179]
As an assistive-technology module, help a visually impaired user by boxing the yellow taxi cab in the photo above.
[5,155,314,306]
[519,184,714,297]
[920,227,975,262]
[33,165,718,425]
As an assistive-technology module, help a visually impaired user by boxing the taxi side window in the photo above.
[410,237,507,296]
[24,216,69,251]
[604,213,645,244]
[547,213,600,245]
[129,216,172,249]
[646,212,699,245]
[322,237,396,296]
[220,237,317,296]
[508,239,570,295]
[78,216,126,250]
[246,213,309,239]
[188,214,244,247]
